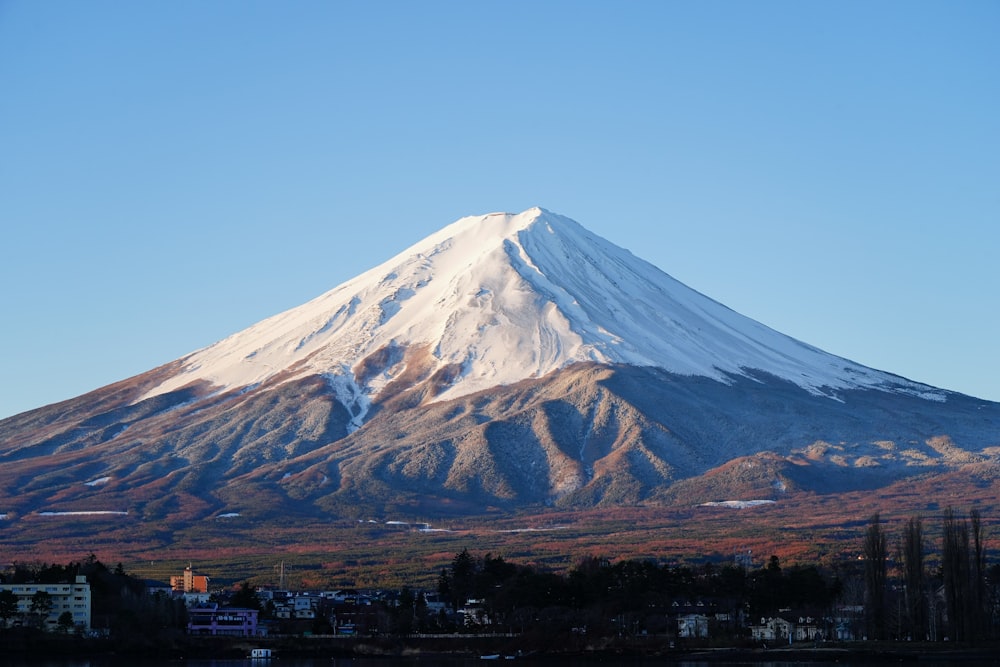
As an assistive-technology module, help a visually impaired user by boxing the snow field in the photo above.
[137,208,943,413]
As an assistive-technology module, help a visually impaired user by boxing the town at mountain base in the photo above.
[3,515,1000,659]
[1,208,998,556]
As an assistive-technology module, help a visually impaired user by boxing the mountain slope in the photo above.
[249,363,999,517]
[1,207,998,550]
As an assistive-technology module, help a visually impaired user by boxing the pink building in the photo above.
[187,604,262,637]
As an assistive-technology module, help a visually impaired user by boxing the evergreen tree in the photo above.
[414,591,429,631]
[0,589,18,629]
[29,590,53,629]
[449,548,476,611]
[970,509,986,641]
[901,515,926,641]
[863,512,887,640]
[941,507,971,641]
[393,587,415,635]
[436,567,452,607]
[56,611,75,634]
[230,581,262,610]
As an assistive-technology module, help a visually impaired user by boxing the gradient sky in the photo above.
[1,1,998,419]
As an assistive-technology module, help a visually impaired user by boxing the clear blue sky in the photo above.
[1,1,998,419]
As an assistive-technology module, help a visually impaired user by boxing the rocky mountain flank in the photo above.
[1,208,998,530]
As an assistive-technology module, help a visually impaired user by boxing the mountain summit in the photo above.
[143,207,939,421]
[1,208,998,551]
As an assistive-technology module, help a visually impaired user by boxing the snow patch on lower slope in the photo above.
[38,510,128,516]
[700,500,776,509]
[325,372,370,433]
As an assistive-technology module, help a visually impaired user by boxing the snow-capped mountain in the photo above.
[1,208,998,552]
[142,207,940,417]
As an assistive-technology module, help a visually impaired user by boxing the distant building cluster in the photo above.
[150,566,454,638]
[0,561,875,644]
[157,564,867,642]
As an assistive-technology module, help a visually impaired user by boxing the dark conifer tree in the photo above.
[901,515,926,641]
[449,548,476,612]
[863,512,887,640]
[970,509,986,641]
[230,581,262,610]
[941,507,971,641]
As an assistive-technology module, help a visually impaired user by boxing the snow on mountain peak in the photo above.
[141,208,944,411]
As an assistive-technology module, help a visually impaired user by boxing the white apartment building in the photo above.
[0,575,91,632]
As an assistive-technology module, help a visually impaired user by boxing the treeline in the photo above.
[1,555,187,642]
[862,508,999,642]
[424,507,1000,642]
[426,548,839,638]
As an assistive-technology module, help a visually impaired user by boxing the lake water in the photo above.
[3,658,999,667]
